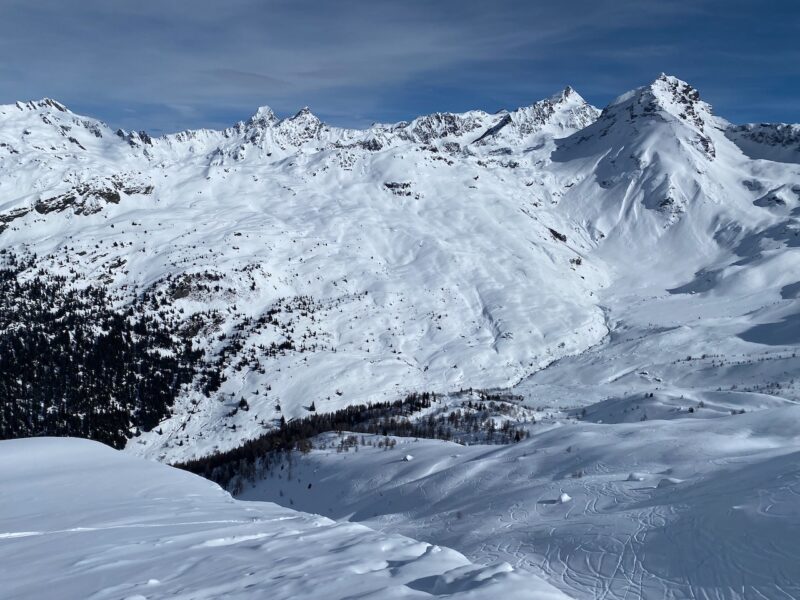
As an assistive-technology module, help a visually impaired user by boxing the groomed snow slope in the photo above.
[0,437,570,600]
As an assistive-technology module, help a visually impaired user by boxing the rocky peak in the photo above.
[589,74,719,159]
[648,74,711,129]
[400,111,488,144]
[277,106,325,144]
[551,85,577,103]
[289,106,320,126]
[15,98,70,113]
[247,105,278,127]
[525,86,599,129]
[116,129,154,147]
[474,87,599,145]
[605,74,713,131]
[0,98,111,152]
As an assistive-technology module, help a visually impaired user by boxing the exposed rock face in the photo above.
[33,175,153,215]
[727,122,800,163]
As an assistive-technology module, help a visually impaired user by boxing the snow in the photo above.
[2,73,800,599]
[0,437,568,600]
[241,406,800,600]
[0,84,611,462]
[656,476,682,488]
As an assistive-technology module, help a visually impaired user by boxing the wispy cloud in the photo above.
[0,0,795,131]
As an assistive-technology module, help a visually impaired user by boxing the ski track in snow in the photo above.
[241,415,800,600]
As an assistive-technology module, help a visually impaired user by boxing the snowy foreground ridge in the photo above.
[0,438,567,600]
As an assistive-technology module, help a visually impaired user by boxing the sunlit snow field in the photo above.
[2,73,800,599]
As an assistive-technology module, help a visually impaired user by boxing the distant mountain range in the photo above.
[1,74,798,463]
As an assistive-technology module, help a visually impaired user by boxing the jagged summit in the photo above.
[0,97,114,156]
[556,73,722,167]
[291,106,317,120]
[13,97,70,113]
[550,85,578,103]
[247,105,278,126]
[549,74,758,229]
[605,74,716,131]
[473,86,599,145]
[648,74,716,128]
[276,105,326,145]
[525,85,599,127]
[398,110,488,144]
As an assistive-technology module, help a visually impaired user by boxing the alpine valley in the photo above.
[2,75,800,600]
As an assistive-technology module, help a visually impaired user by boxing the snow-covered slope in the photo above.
[3,74,800,600]
[0,85,607,461]
[727,122,800,164]
[519,74,800,411]
[241,406,800,600]
[0,74,799,465]
[0,437,568,600]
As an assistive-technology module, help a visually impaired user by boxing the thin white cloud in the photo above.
[0,0,792,131]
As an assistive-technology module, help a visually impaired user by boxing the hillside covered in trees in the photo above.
[0,250,205,448]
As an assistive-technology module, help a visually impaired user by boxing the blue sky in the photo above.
[0,0,797,133]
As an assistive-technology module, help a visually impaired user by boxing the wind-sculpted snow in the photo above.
[0,74,799,466]
[0,438,569,599]
[242,406,800,600]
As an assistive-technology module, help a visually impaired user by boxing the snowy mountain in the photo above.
[727,122,800,163]
[0,74,798,466]
[3,74,800,600]
[0,82,608,459]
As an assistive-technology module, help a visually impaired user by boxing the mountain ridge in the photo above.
[0,74,798,464]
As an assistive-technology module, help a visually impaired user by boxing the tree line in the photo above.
[175,391,529,491]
